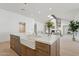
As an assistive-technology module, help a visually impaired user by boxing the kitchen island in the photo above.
[10,33,60,56]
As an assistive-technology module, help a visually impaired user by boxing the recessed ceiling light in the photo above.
[49,8,52,10]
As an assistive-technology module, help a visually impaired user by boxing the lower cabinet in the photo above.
[36,41,50,56]
[10,35,21,55]
[20,44,35,56]
[10,35,15,50]
[36,39,60,56]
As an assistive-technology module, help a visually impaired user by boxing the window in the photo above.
[19,22,26,33]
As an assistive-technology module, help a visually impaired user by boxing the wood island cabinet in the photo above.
[10,35,60,56]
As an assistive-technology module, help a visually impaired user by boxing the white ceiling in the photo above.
[0,3,79,22]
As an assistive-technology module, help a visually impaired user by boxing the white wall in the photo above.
[35,21,44,33]
[0,9,36,42]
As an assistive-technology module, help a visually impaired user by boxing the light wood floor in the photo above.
[60,35,79,56]
[0,41,18,56]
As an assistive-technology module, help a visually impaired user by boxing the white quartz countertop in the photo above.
[10,33,60,49]
[35,35,60,45]
[20,38,35,49]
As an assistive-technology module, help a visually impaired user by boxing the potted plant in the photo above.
[46,20,54,35]
[68,20,79,41]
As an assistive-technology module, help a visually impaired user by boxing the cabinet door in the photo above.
[14,38,20,55]
[36,41,50,56]
[10,35,15,50]
[26,47,35,56]
[10,35,20,55]
[20,44,27,56]
[21,44,35,56]
[10,38,15,49]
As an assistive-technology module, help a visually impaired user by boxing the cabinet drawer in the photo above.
[36,49,49,56]
[36,41,50,53]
